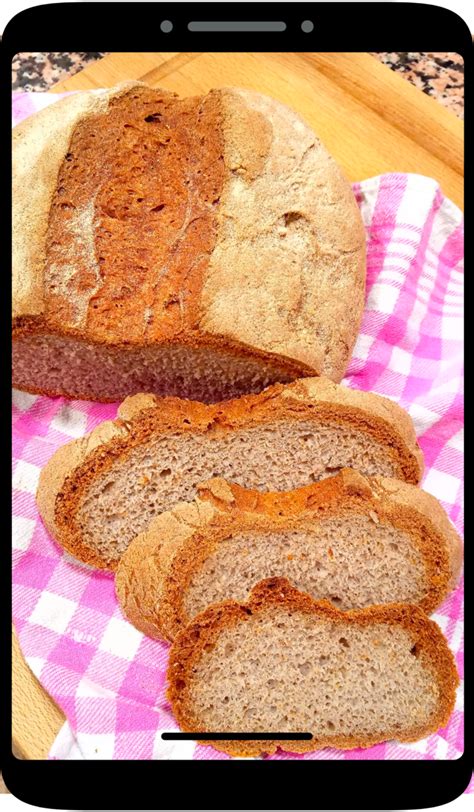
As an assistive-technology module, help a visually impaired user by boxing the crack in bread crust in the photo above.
[44,86,225,341]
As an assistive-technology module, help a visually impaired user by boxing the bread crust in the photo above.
[200,87,366,382]
[13,83,366,394]
[12,82,143,322]
[36,377,424,569]
[116,470,462,641]
[167,577,460,757]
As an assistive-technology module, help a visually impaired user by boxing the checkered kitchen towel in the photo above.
[12,92,464,763]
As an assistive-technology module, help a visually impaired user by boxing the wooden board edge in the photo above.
[12,628,65,760]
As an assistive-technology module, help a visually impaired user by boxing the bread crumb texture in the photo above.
[167,578,459,756]
[116,470,462,642]
[36,377,427,569]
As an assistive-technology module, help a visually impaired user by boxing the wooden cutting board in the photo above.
[12,51,464,760]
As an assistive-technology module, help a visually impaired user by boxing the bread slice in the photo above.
[167,577,459,757]
[116,471,462,641]
[36,377,424,570]
[13,81,365,402]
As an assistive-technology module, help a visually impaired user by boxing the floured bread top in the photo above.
[13,82,366,382]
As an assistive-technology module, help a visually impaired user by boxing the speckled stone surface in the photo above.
[12,51,464,118]
[372,52,464,119]
[11,52,107,91]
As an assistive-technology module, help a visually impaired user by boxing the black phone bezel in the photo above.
[1,3,470,808]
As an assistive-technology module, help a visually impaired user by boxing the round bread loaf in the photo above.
[13,82,366,402]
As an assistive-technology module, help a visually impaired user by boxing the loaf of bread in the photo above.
[36,377,423,569]
[116,471,462,641]
[167,577,459,757]
[12,81,366,402]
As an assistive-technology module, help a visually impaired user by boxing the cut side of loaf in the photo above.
[36,377,424,570]
[13,337,297,405]
[13,81,366,401]
[116,471,462,642]
[167,578,459,757]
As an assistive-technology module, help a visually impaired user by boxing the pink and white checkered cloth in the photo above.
[12,92,464,763]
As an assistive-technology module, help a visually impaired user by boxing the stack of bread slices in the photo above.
[13,82,462,757]
[36,377,462,757]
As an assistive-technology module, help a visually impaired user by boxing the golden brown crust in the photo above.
[285,377,424,478]
[116,469,462,641]
[12,82,145,323]
[166,577,459,757]
[13,83,366,393]
[43,86,224,342]
[36,377,425,569]
[368,475,463,593]
[36,416,129,553]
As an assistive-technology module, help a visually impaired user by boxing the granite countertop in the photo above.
[12,51,464,119]
[372,52,464,119]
